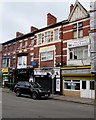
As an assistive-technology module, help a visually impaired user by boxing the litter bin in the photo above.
[8,83,16,91]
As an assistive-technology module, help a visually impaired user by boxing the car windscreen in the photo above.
[30,82,42,88]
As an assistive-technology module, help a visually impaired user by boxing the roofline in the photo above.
[2,19,68,45]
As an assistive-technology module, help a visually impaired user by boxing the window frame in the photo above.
[38,34,42,45]
[41,51,53,61]
[54,29,59,41]
[64,80,80,91]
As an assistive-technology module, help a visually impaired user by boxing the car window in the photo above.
[25,82,31,86]
[30,82,41,88]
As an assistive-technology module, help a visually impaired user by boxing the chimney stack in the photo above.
[47,13,57,26]
[70,4,74,13]
[30,26,38,32]
[16,32,23,37]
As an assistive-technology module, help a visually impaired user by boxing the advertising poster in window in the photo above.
[56,79,60,91]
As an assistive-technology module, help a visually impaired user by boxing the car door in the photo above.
[24,82,31,95]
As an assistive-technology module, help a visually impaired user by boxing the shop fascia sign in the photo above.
[68,38,89,48]
[2,68,8,73]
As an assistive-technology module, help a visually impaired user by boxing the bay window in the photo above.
[69,46,88,60]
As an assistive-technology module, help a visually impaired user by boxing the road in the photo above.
[2,90,94,119]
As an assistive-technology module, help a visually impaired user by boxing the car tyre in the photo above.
[16,90,21,97]
[32,92,38,100]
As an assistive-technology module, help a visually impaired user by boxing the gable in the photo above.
[68,0,89,22]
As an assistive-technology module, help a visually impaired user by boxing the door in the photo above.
[80,80,95,99]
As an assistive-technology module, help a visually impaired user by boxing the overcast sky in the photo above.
[0,0,90,44]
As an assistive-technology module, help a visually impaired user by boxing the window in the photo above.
[7,45,10,53]
[30,38,34,47]
[54,29,59,40]
[41,51,53,61]
[38,34,42,45]
[31,56,34,62]
[82,81,86,89]
[24,41,28,48]
[19,42,22,49]
[13,58,16,67]
[13,43,16,51]
[45,31,50,43]
[73,22,83,39]
[69,46,88,60]
[90,81,95,90]
[64,80,80,90]
[17,56,27,67]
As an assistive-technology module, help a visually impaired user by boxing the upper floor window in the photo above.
[54,29,59,40]
[73,22,83,39]
[69,46,88,60]
[30,38,34,47]
[41,51,53,61]
[45,31,50,43]
[13,43,16,51]
[38,34,42,45]
[19,42,22,49]
[24,41,28,48]
[7,45,10,53]
[2,58,10,68]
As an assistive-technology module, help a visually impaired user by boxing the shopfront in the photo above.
[61,66,95,99]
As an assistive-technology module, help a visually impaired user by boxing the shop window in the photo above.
[82,81,86,89]
[64,80,80,90]
[90,81,95,90]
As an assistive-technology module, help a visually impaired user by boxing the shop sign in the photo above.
[2,68,8,73]
[31,62,37,66]
[68,38,89,48]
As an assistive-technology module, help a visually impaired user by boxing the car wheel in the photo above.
[16,90,21,97]
[32,92,38,100]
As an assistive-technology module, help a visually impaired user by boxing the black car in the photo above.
[14,81,50,99]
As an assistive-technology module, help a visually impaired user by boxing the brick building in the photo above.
[2,0,94,98]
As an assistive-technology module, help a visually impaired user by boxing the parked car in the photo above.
[14,81,50,99]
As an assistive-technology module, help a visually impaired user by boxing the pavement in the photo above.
[2,87,95,105]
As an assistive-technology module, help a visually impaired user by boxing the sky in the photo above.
[0,0,90,44]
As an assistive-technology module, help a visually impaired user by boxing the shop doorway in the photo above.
[80,80,95,99]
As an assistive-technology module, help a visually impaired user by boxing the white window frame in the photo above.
[54,29,59,41]
[64,80,80,91]
[38,34,42,45]
[73,22,83,39]
[41,51,53,61]
[30,38,34,47]
[45,31,50,43]
[69,46,88,60]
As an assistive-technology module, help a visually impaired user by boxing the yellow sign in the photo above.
[2,68,8,73]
